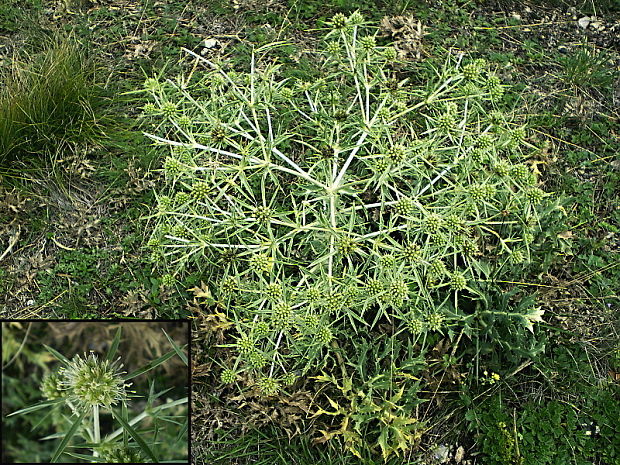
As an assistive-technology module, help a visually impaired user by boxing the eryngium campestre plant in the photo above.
[142,14,559,383]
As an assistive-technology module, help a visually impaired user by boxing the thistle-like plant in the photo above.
[142,11,560,402]
[7,326,189,463]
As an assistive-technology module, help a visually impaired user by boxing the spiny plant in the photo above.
[141,11,561,459]
[7,327,188,463]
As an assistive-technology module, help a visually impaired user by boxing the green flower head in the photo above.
[41,372,64,401]
[59,352,131,410]
[100,445,147,463]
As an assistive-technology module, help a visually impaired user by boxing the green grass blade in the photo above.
[106,326,122,361]
[51,409,87,463]
[162,328,188,366]
[64,451,108,462]
[43,344,71,366]
[122,400,129,448]
[123,348,180,381]
[7,398,65,417]
[175,417,188,444]
[111,409,158,463]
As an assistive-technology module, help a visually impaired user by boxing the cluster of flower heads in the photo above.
[43,352,132,412]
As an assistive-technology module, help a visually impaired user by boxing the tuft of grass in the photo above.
[0,33,105,164]
[200,424,415,465]
[558,44,617,90]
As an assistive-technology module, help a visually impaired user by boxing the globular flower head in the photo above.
[316,326,333,346]
[401,242,422,263]
[435,112,456,133]
[446,214,465,232]
[331,13,348,29]
[272,302,293,331]
[160,273,175,287]
[475,134,493,150]
[191,181,211,201]
[264,282,283,300]
[174,191,190,206]
[161,101,177,118]
[509,249,525,264]
[306,287,322,305]
[383,46,398,61]
[279,87,294,100]
[163,157,183,178]
[143,102,157,115]
[429,259,447,277]
[422,213,443,234]
[365,278,384,297]
[99,445,146,463]
[247,351,268,369]
[177,114,192,128]
[394,197,415,217]
[377,106,392,121]
[386,145,406,164]
[249,252,273,274]
[236,335,255,355]
[407,317,425,335]
[389,279,409,306]
[326,41,340,56]
[525,187,545,205]
[143,77,160,92]
[336,235,357,255]
[449,272,467,291]
[427,312,444,332]
[220,368,237,384]
[359,36,376,53]
[323,291,342,314]
[282,371,297,386]
[210,125,227,142]
[462,62,483,80]
[59,352,131,411]
[254,205,272,224]
[301,313,321,335]
[41,372,64,400]
[348,11,364,26]
[379,254,397,269]
[494,160,510,177]
[257,376,280,396]
[253,321,270,339]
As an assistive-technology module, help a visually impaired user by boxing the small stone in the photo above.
[433,444,450,463]
[455,446,465,463]
[577,16,591,29]
[203,38,219,49]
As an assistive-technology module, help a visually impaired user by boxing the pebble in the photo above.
[578,16,591,29]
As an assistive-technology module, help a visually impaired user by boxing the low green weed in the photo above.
[466,391,620,465]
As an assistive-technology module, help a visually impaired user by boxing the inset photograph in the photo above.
[2,321,189,463]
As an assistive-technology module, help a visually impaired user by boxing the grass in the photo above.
[0,0,618,463]
[0,33,105,164]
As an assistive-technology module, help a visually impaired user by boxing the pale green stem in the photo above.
[269,331,284,378]
[93,404,100,458]
[328,193,336,281]
[143,133,325,189]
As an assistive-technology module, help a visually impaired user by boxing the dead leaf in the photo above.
[557,230,573,240]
